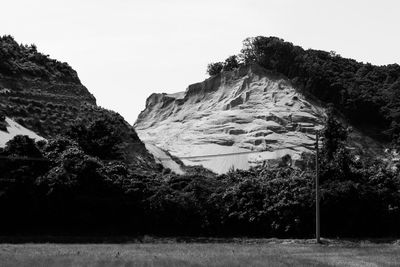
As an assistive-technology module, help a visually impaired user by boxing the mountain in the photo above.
[0,35,157,171]
[135,64,385,174]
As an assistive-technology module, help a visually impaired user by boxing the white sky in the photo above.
[2,0,400,124]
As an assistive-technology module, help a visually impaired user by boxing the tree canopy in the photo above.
[0,35,79,82]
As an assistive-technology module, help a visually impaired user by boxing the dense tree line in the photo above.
[0,115,399,237]
[208,36,400,146]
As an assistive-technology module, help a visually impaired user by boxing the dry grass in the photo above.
[0,239,399,267]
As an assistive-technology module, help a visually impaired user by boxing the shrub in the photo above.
[66,117,124,160]
[223,55,240,71]
[206,62,223,76]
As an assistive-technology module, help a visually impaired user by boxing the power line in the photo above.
[157,144,322,161]
[0,144,323,162]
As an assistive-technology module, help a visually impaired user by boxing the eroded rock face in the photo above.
[135,65,327,174]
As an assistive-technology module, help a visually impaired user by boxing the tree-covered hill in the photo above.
[0,35,158,171]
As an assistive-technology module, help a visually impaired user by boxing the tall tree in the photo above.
[321,106,348,161]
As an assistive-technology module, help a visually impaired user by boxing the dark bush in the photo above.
[206,62,224,76]
[66,117,124,160]
[0,35,80,83]
[223,55,240,71]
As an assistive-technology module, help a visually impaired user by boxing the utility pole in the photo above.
[315,131,321,244]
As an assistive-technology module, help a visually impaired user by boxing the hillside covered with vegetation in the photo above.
[0,35,79,83]
[0,36,157,170]
[0,35,95,136]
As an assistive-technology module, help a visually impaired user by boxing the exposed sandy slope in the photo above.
[144,143,184,174]
[0,117,44,148]
[135,65,328,174]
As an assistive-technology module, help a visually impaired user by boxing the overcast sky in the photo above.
[2,0,400,124]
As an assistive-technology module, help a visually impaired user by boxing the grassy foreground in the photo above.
[0,239,399,267]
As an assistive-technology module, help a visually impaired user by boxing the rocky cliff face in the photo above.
[135,64,384,174]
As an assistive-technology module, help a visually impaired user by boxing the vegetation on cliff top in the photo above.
[207,36,400,146]
[0,36,156,171]
[0,35,80,83]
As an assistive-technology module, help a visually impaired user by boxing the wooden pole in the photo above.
[315,131,321,243]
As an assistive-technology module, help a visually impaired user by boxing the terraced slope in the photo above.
[0,36,158,171]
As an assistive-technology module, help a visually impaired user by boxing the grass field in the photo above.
[0,239,399,267]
